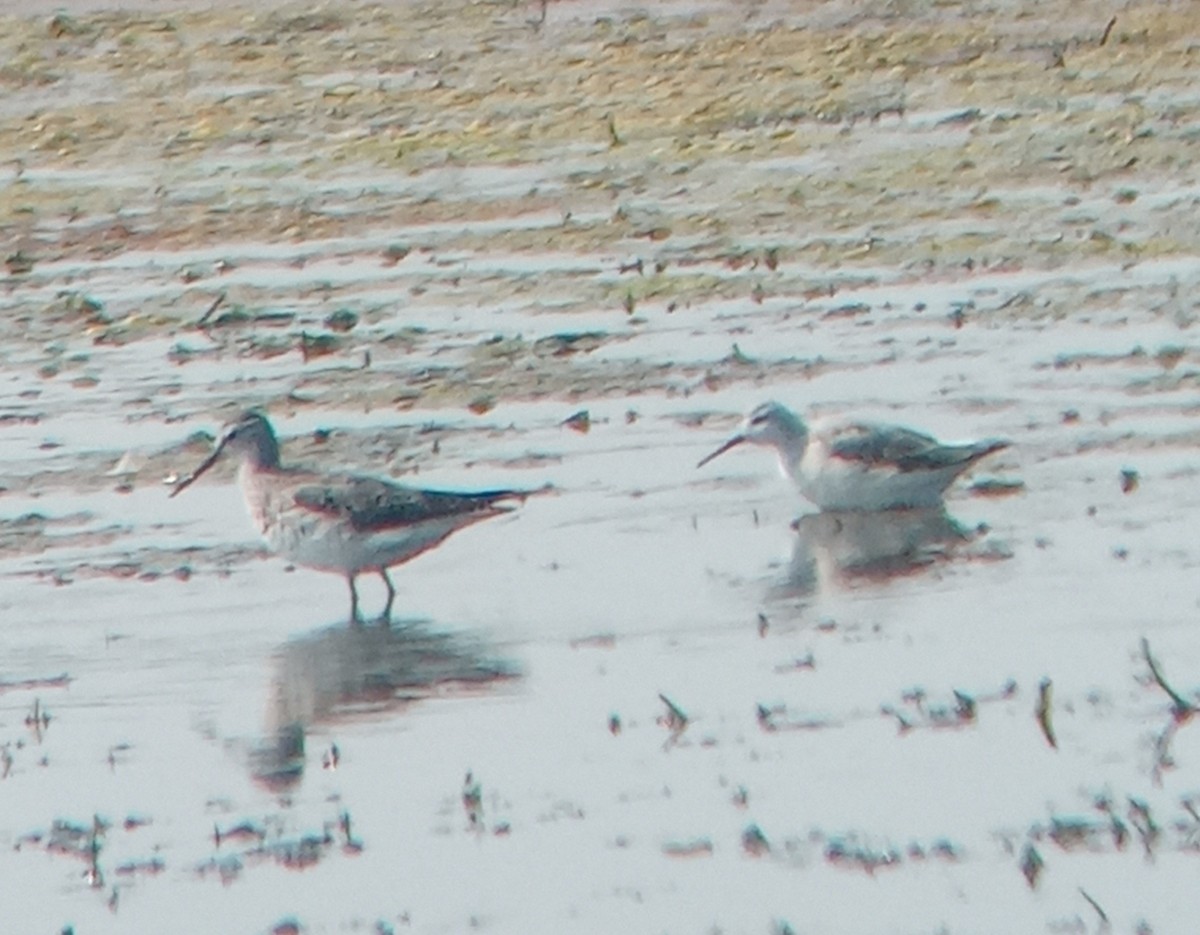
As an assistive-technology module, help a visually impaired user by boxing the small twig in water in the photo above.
[1098,15,1117,46]
[1079,887,1110,929]
[1126,797,1160,855]
[1035,678,1057,749]
[195,292,226,328]
[658,693,688,745]
[1020,843,1044,888]
[607,115,622,147]
[1140,637,1196,720]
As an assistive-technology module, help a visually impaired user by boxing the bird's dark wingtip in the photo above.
[490,482,555,505]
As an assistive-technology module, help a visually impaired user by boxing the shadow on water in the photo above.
[246,619,520,790]
[771,507,983,600]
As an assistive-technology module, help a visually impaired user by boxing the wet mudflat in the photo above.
[2,0,1200,931]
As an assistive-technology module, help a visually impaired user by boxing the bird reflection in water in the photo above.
[774,507,994,599]
[247,620,519,790]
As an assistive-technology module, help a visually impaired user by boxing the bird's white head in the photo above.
[697,400,809,469]
[170,409,281,497]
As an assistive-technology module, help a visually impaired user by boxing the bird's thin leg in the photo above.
[348,575,362,625]
[379,569,396,623]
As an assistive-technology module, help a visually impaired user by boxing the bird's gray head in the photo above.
[169,409,281,497]
[696,400,808,469]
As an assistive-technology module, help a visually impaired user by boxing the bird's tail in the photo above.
[963,438,1010,465]
[471,482,556,507]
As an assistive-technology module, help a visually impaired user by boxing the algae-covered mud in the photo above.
[2,0,1200,932]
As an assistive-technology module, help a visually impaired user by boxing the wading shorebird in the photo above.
[170,410,529,623]
[697,401,1008,512]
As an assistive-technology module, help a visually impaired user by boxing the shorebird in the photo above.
[697,401,1008,511]
[170,410,528,622]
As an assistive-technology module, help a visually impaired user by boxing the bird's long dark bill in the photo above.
[169,441,226,498]
[696,434,746,469]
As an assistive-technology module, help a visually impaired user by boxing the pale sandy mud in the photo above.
[2,0,1200,932]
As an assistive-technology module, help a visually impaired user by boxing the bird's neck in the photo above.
[238,460,278,537]
[774,420,809,481]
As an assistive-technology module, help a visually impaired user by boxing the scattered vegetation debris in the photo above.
[1127,797,1160,855]
[884,682,1011,733]
[339,810,363,853]
[728,343,754,364]
[1140,637,1196,721]
[1154,345,1184,369]
[193,854,242,885]
[532,332,607,357]
[1035,678,1057,749]
[606,114,622,147]
[113,857,165,878]
[47,11,89,37]
[568,633,616,650]
[1079,888,1110,929]
[561,410,590,434]
[1098,14,1117,46]
[1120,468,1139,494]
[1020,843,1044,888]
[299,331,340,361]
[823,302,870,320]
[662,838,713,858]
[908,839,960,861]
[214,820,266,848]
[24,698,50,739]
[1040,815,1113,852]
[323,309,358,333]
[756,702,829,733]
[773,652,816,674]
[825,835,901,875]
[462,771,484,829]
[657,693,689,746]
[0,673,70,694]
[741,823,770,856]
[194,292,226,327]
[381,244,409,265]
[5,251,34,275]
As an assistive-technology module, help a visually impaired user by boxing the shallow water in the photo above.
[4,0,1200,932]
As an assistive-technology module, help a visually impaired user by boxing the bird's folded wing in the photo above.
[828,423,963,472]
[293,477,514,531]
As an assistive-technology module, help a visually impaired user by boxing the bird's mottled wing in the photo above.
[293,476,516,531]
[827,423,968,472]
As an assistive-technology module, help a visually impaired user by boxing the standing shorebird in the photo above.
[170,410,528,622]
[697,401,1008,512]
